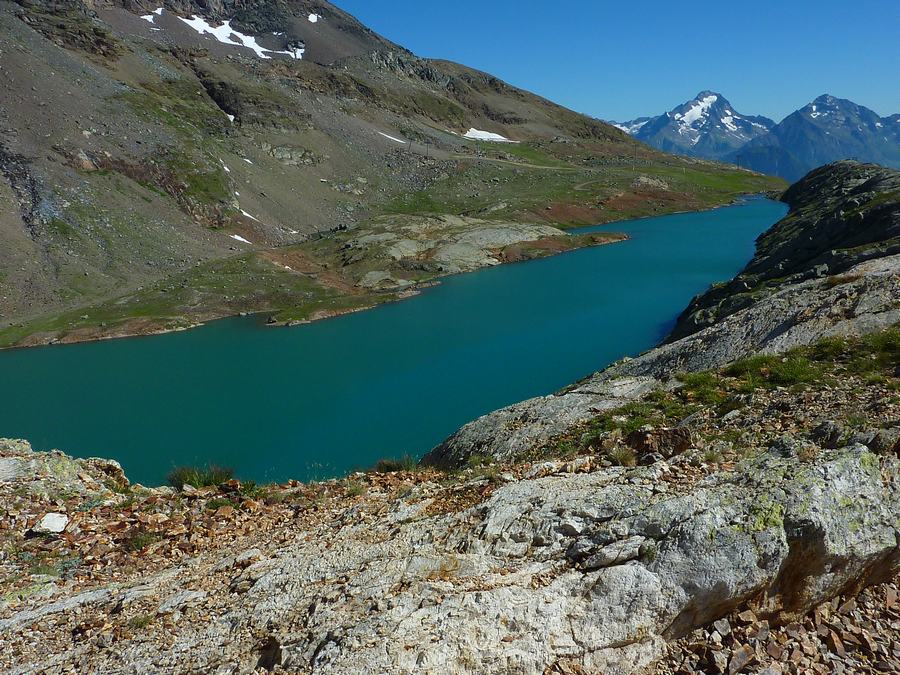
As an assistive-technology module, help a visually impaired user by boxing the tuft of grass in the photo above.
[369,456,418,473]
[825,274,863,288]
[724,354,822,390]
[466,454,494,470]
[167,465,234,490]
[702,448,725,464]
[129,614,154,630]
[124,530,160,553]
[797,443,820,462]
[238,480,268,500]
[205,498,237,511]
[677,372,727,405]
[344,481,366,498]
[607,445,637,467]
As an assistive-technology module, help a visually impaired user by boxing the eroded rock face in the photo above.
[670,161,900,341]
[2,443,895,673]
[0,438,129,497]
[422,376,658,469]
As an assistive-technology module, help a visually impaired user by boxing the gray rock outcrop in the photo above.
[669,161,900,341]
[3,442,896,673]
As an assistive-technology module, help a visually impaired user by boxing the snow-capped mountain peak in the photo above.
[733,94,900,181]
[611,91,775,160]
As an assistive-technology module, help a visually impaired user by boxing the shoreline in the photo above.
[0,193,777,352]
[0,231,628,352]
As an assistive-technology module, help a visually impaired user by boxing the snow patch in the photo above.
[379,131,407,144]
[141,7,163,23]
[463,128,516,143]
[677,95,718,128]
[177,14,303,60]
[308,13,320,23]
[721,115,738,132]
[612,119,649,135]
[230,234,252,244]
[240,209,260,222]
[243,158,253,164]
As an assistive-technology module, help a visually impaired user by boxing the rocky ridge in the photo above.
[733,96,900,182]
[669,161,900,342]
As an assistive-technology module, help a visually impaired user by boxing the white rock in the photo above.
[34,513,68,534]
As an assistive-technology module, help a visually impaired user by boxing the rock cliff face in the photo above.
[669,161,900,342]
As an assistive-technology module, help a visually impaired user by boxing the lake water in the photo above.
[0,199,787,485]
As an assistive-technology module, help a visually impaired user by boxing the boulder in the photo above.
[32,512,68,534]
[625,427,693,459]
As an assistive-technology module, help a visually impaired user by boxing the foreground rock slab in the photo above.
[1,440,896,673]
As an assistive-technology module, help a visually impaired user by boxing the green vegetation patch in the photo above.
[369,456,419,473]
[167,465,234,490]
[723,354,824,391]
[541,327,899,463]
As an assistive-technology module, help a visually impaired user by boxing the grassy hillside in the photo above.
[0,0,784,348]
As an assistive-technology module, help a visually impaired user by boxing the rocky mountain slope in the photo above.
[0,0,780,348]
[669,161,900,341]
[1,168,898,673]
[733,96,900,181]
[612,92,775,161]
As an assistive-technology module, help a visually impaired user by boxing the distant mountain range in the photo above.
[612,92,775,162]
[613,93,900,181]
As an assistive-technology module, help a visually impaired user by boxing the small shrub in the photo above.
[345,481,366,497]
[124,530,160,552]
[370,455,418,473]
[607,445,637,467]
[167,465,234,490]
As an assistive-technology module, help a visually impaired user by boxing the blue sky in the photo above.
[332,1,900,123]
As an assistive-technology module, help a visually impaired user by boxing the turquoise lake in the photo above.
[0,198,788,486]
